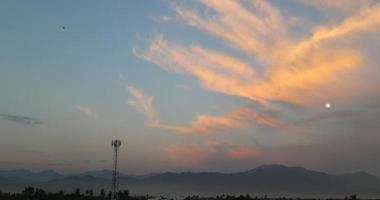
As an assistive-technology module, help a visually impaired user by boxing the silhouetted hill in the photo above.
[0,176,30,192]
[0,169,62,182]
[77,169,127,179]
[79,170,155,179]
[1,164,380,198]
[38,175,111,192]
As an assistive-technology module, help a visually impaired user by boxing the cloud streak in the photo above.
[152,106,281,134]
[0,114,43,125]
[135,34,362,107]
[76,105,98,120]
[135,1,380,108]
[127,85,158,125]
[295,110,355,125]
[130,0,380,151]
[127,85,280,134]
[173,0,286,63]
[164,141,261,166]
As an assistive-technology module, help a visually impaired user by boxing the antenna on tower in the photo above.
[111,139,122,200]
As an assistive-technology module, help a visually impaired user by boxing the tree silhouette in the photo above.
[0,187,364,200]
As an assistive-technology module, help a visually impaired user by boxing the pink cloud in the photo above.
[164,141,262,167]
[128,85,281,134]
[76,105,98,119]
[135,1,380,108]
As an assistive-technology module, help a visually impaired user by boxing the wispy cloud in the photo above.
[164,141,261,166]
[172,0,286,64]
[152,106,281,134]
[127,85,280,134]
[295,110,355,125]
[135,34,362,107]
[0,114,42,125]
[127,85,159,125]
[130,0,380,143]
[76,105,98,120]
[135,1,380,108]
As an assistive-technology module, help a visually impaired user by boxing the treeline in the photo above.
[183,194,359,200]
[0,187,149,200]
[0,188,361,200]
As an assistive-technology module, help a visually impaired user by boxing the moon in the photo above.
[325,103,331,109]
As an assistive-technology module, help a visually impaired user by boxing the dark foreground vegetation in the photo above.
[0,187,370,200]
[0,187,148,200]
[182,194,365,200]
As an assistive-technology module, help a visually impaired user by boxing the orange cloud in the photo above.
[135,35,362,107]
[135,1,380,108]
[127,85,159,125]
[173,0,287,64]
[289,3,380,63]
[128,85,281,134]
[134,35,270,107]
[261,47,362,105]
[153,105,281,134]
[164,141,261,166]
[131,1,380,137]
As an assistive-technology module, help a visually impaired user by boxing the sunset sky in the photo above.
[1,0,380,176]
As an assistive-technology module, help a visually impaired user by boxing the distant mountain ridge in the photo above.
[0,169,63,181]
[1,164,380,198]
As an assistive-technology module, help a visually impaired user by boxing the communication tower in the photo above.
[111,139,122,200]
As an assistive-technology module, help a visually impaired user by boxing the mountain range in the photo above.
[1,164,380,198]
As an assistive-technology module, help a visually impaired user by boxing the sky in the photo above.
[1,0,380,176]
